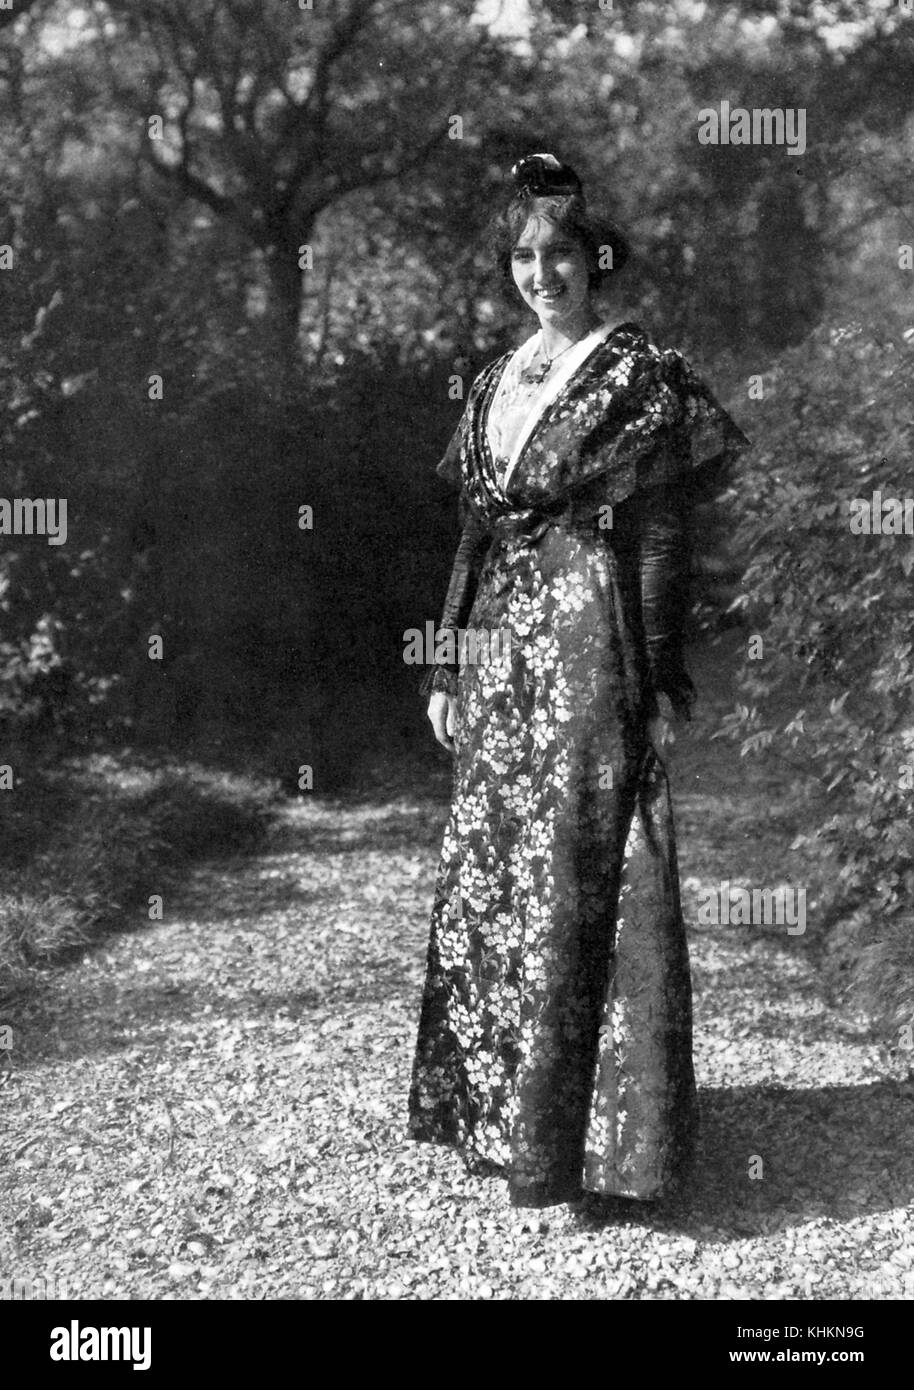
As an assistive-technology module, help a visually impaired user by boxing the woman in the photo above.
[408,153,749,1210]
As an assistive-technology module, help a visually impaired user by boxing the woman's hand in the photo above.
[647,693,682,759]
[428,691,457,754]
[647,711,673,759]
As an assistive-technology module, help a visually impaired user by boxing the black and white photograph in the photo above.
[1,0,912,1344]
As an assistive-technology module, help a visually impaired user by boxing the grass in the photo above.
[0,751,279,1002]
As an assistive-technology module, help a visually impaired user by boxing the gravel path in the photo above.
[2,710,913,1301]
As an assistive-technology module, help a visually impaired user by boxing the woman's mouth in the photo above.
[534,286,565,303]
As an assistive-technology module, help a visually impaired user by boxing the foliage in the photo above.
[0,758,277,1000]
[716,320,914,1026]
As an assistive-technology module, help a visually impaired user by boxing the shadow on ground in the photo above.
[622,1078,914,1239]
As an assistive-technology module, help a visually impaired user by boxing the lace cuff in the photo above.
[419,663,459,699]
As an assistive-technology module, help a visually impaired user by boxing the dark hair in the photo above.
[489,190,631,304]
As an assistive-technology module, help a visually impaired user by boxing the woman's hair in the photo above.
[488,170,631,305]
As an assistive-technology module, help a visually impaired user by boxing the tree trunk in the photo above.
[265,226,309,395]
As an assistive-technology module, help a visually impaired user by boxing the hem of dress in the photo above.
[407,1128,689,1206]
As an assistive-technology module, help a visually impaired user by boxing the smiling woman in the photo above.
[409,152,750,1211]
[491,156,629,302]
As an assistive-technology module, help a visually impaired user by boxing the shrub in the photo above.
[716,320,914,1035]
[0,760,278,1001]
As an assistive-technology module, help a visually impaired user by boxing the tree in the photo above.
[73,0,523,374]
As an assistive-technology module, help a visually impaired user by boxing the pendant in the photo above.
[518,359,551,386]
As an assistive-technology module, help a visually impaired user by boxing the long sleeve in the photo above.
[419,500,493,697]
[638,482,696,721]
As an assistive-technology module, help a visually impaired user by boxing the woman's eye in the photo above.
[512,247,575,260]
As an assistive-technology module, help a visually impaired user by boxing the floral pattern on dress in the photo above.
[409,323,749,1205]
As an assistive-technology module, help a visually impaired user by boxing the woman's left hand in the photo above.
[647,693,682,758]
[647,712,673,758]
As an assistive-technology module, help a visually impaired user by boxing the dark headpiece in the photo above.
[511,152,583,200]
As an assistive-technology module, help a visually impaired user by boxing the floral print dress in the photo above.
[408,322,749,1207]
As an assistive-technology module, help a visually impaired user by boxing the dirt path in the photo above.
[2,662,914,1300]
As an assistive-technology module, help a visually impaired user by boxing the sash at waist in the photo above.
[491,501,595,547]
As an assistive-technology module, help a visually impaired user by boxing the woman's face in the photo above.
[510,215,592,331]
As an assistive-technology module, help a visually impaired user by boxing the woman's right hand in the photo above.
[428,691,457,754]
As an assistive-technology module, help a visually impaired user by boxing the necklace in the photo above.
[517,320,600,387]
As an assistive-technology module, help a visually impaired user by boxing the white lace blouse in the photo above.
[485,320,617,491]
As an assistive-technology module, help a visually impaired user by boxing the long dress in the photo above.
[408,321,749,1207]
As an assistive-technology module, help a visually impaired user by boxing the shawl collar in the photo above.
[435,324,749,521]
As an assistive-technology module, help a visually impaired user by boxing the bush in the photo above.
[0,759,278,1001]
[716,320,914,1034]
